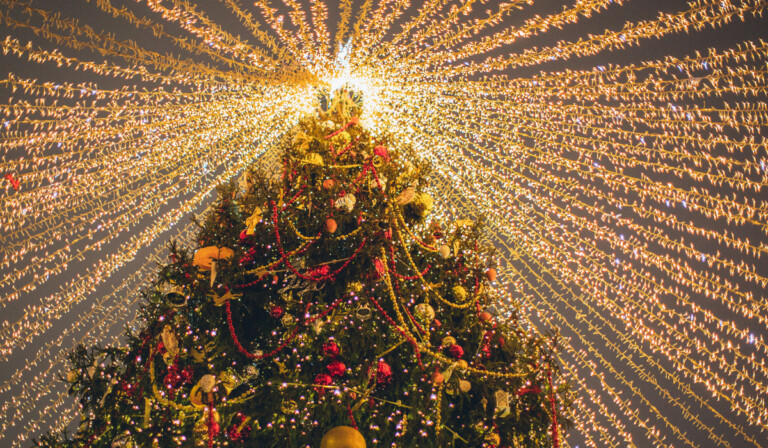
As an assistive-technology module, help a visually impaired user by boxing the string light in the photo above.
[0,1,766,447]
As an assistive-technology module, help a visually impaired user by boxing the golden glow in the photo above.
[0,1,766,447]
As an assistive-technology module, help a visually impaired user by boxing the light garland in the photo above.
[0,1,766,447]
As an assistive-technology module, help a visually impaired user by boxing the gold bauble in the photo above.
[319,426,366,448]
[413,303,435,322]
[413,192,433,217]
[439,244,451,258]
[452,285,468,301]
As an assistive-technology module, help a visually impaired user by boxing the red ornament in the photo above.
[486,268,497,282]
[376,360,392,385]
[325,218,338,233]
[269,306,285,319]
[4,173,20,190]
[239,229,248,241]
[322,341,340,358]
[448,344,465,359]
[478,311,493,323]
[314,373,333,395]
[327,360,346,378]
[373,145,390,161]
[373,258,386,279]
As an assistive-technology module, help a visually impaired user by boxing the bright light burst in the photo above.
[0,0,767,447]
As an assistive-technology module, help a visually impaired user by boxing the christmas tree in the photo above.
[36,91,569,448]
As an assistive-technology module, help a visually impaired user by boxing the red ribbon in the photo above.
[4,173,19,190]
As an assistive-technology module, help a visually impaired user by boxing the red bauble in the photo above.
[486,268,497,282]
[478,311,493,323]
[323,179,336,189]
[325,218,338,233]
[314,373,333,395]
[327,360,346,378]
[448,344,465,359]
[322,341,340,358]
[376,360,392,385]
[269,306,285,319]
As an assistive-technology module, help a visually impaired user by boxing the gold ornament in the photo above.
[485,433,501,445]
[412,192,433,217]
[66,369,79,383]
[452,285,468,301]
[281,400,298,414]
[303,152,324,166]
[485,268,497,282]
[459,379,472,392]
[319,426,366,448]
[439,244,451,258]
[442,336,457,347]
[161,325,179,358]
[369,174,387,191]
[413,303,435,322]
[193,246,234,271]
[245,207,263,235]
[394,187,416,205]
[335,194,356,212]
[331,131,351,147]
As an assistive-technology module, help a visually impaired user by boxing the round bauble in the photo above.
[452,285,468,301]
[459,379,472,392]
[193,246,234,271]
[486,268,497,282]
[439,244,451,258]
[456,360,469,370]
[319,426,366,448]
[326,218,338,233]
[376,360,392,385]
[442,336,457,347]
[414,303,435,322]
[327,360,346,377]
[323,179,336,189]
[431,371,445,385]
[478,311,493,323]
[413,192,434,217]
